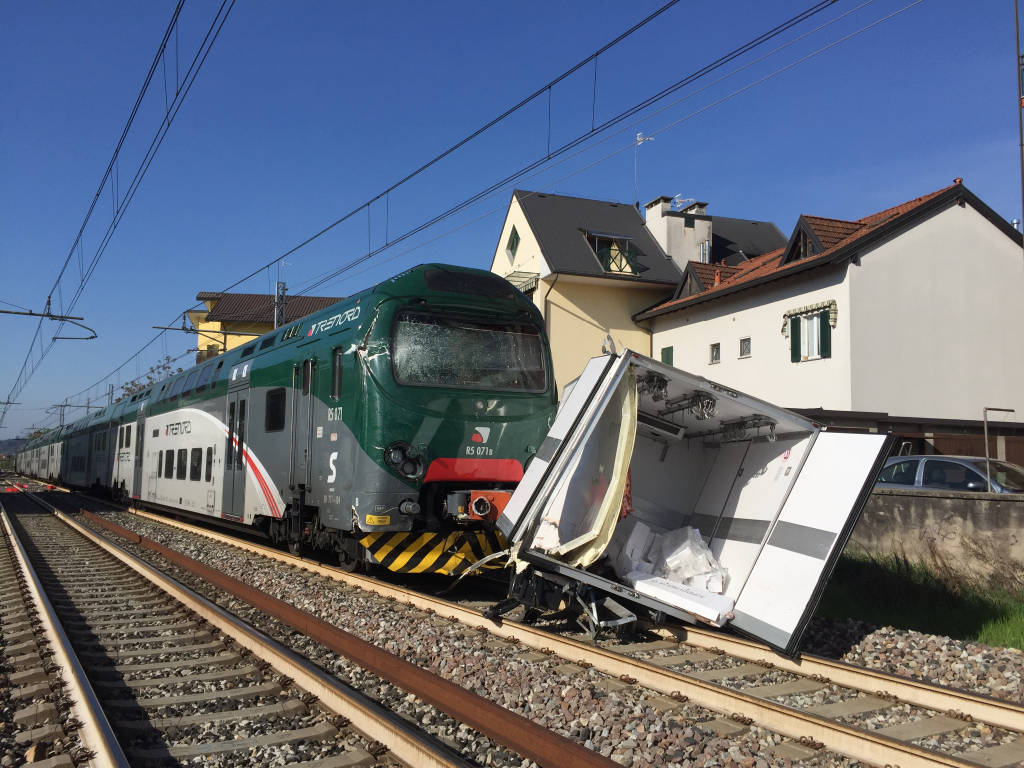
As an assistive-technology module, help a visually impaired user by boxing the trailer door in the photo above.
[729,431,892,655]
[497,353,630,547]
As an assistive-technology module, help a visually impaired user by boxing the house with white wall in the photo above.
[636,180,1024,460]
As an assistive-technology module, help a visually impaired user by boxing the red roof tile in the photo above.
[638,183,961,320]
[802,216,863,249]
[689,261,742,289]
[195,292,344,324]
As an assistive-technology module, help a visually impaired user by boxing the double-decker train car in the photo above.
[17,264,557,573]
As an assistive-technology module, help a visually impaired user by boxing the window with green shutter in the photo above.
[790,310,830,362]
[660,346,673,366]
[818,310,831,358]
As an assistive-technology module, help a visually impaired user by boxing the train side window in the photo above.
[164,450,174,478]
[168,376,186,399]
[236,400,247,469]
[190,448,202,481]
[331,348,343,400]
[125,425,131,449]
[118,428,124,450]
[226,402,235,466]
[241,344,256,358]
[181,369,200,397]
[157,450,163,478]
[195,365,214,392]
[302,359,312,395]
[265,388,286,432]
[205,447,213,482]
[176,449,187,480]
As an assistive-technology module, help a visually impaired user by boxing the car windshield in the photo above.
[967,460,1024,492]
[392,310,547,392]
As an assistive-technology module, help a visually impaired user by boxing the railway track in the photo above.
[2,490,617,768]
[69,494,1024,768]
[9,477,1024,767]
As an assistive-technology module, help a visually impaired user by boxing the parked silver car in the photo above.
[875,455,1024,493]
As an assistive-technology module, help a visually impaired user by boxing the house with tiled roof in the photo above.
[490,189,683,392]
[185,291,343,363]
[637,180,1024,460]
[490,189,783,393]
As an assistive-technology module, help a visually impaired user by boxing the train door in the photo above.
[132,416,145,499]
[290,358,316,495]
[223,388,248,521]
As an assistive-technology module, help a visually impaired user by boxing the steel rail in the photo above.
[119,505,1021,768]
[653,623,1024,732]
[18,506,473,768]
[1,503,130,768]
[72,508,618,768]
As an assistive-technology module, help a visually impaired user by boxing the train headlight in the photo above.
[384,441,425,479]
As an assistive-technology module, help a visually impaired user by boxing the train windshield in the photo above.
[392,310,548,392]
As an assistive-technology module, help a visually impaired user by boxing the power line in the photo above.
[0,0,235,430]
[29,0,922,425]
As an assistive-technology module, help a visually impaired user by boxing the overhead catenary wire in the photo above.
[199,0,840,304]
[25,0,924,429]
[0,0,236,430]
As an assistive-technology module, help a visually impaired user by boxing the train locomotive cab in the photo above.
[309,266,558,574]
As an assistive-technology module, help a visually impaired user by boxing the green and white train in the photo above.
[17,264,557,573]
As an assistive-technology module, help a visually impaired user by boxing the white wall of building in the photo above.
[651,264,853,410]
[489,197,551,279]
[848,204,1024,420]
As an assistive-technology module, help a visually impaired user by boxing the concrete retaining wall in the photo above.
[849,488,1024,589]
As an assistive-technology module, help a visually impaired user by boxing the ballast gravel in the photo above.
[79,508,1024,766]
[80,510,870,768]
[801,618,1024,704]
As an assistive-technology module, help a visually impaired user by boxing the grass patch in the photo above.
[818,552,1024,650]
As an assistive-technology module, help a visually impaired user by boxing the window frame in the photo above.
[739,337,751,359]
[790,309,831,362]
[176,448,187,480]
[709,343,720,365]
[164,450,174,478]
[189,447,203,481]
[505,226,520,260]
[331,348,343,400]
[265,388,286,432]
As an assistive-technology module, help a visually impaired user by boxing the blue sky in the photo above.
[1,0,1019,436]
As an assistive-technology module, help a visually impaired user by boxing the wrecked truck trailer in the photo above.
[491,350,892,656]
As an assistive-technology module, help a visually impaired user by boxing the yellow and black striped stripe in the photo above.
[359,528,508,575]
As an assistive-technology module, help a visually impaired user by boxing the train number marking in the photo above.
[327,407,342,421]
[465,445,494,457]
[327,451,338,483]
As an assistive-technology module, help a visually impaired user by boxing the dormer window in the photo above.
[587,232,640,274]
[795,230,817,260]
[505,226,520,261]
